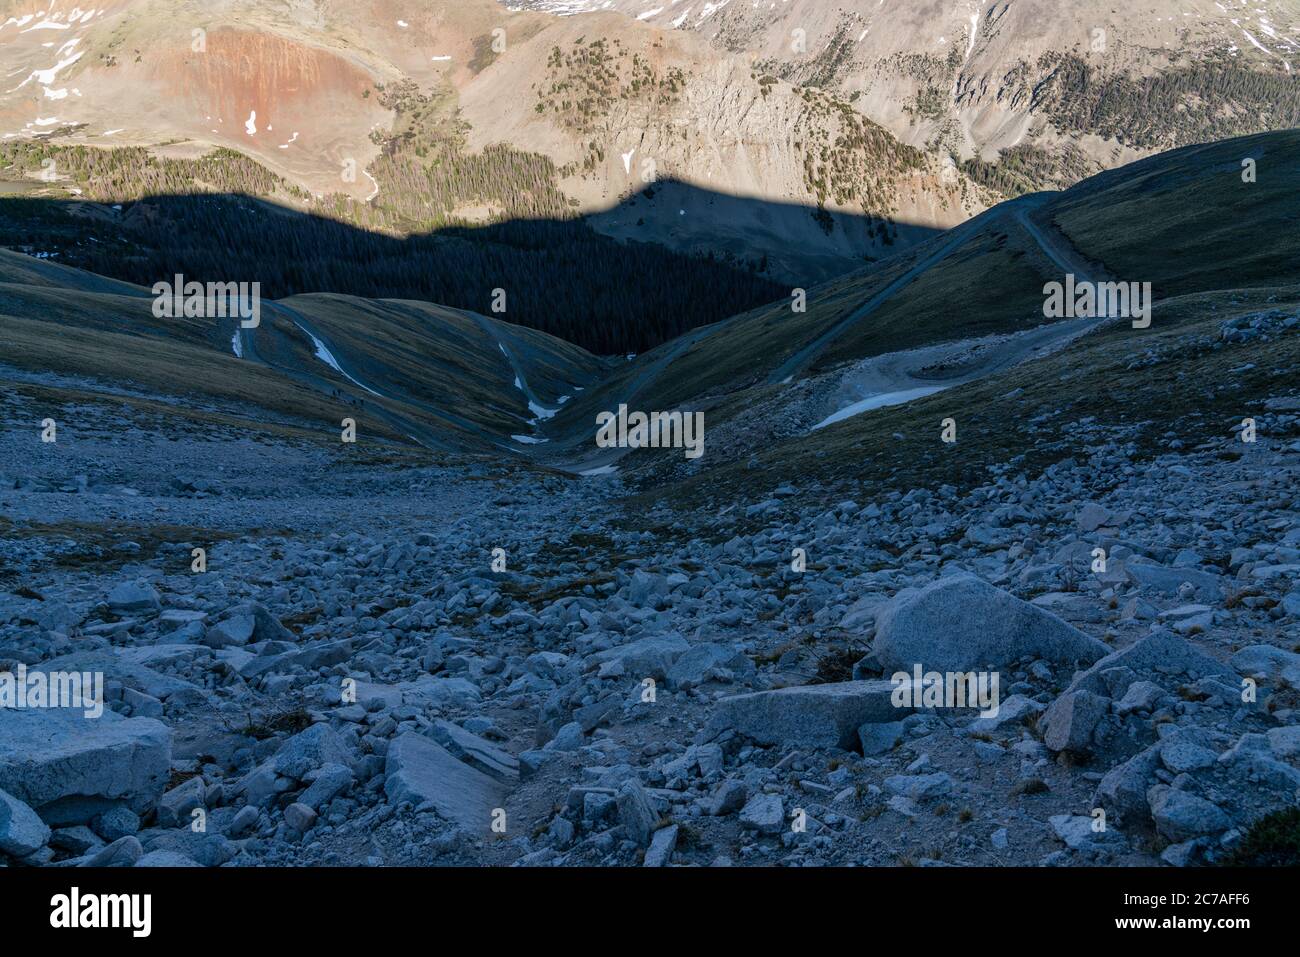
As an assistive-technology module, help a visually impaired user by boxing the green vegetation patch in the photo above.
[1223,807,1300,867]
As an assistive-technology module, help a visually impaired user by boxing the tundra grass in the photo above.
[1050,130,1300,296]
[648,285,1300,515]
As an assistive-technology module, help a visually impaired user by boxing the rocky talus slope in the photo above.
[2,383,1298,867]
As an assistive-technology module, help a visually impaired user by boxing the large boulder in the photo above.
[966,694,1044,735]
[626,570,669,608]
[839,593,889,631]
[616,779,658,846]
[298,764,354,811]
[738,793,784,834]
[136,849,202,867]
[384,732,507,833]
[0,707,171,824]
[203,616,254,649]
[1061,630,1235,700]
[871,573,1110,672]
[858,720,905,756]
[666,643,755,690]
[1077,502,1123,532]
[884,772,953,801]
[139,829,234,867]
[586,634,690,679]
[643,822,678,867]
[85,835,143,867]
[1040,689,1110,753]
[155,776,208,829]
[265,724,352,781]
[216,602,294,645]
[1093,744,1163,827]
[1231,645,1300,687]
[107,581,160,615]
[708,679,907,751]
[1147,785,1231,842]
[240,723,354,806]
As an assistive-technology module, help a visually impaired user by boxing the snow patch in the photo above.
[22,18,71,32]
[528,399,558,421]
[10,50,83,91]
[812,386,948,431]
[965,5,983,61]
[299,326,382,397]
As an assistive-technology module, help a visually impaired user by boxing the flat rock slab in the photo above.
[1126,562,1223,599]
[0,707,171,824]
[36,650,199,701]
[1030,592,1108,624]
[385,732,508,833]
[738,793,784,834]
[709,680,907,751]
[354,677,481,711]
[117,645,211,669]
[430,720,519,780]
[643,823,678,867]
